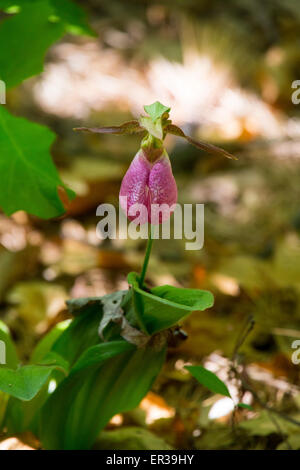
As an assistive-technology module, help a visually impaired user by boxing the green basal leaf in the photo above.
[144,101,170,123]
[0,338,69,425]
[39,291,166,449]
[4,319,70,434]
[41,343,166,449]
[69,340,134,375]
[185,365,231,398]
[52,305,103,367]
[30,319,71,365]
[152,284,215,311]
[126,272,214,334]
[0,364,66,401]
[38,351,69,373]
[0,106,75,219]
[26,278,212,448]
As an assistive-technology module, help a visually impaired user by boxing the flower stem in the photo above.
[139,225,153,288]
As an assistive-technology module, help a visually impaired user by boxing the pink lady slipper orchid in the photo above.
[119,148,177,225]
[74,100,236,226]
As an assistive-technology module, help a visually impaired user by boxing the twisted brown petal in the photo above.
[74,120,145,135]
[165,124,238,160]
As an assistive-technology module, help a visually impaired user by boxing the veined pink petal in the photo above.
[148,153,177,223]
[119,150,150,224]
[119,149,177,224]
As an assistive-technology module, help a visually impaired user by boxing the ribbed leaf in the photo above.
[126,272,214,334]
[4,320,69,434]
[41,342,166,449]
[185,365,231,398]
[0,364,66,401]
[70,340,134,375]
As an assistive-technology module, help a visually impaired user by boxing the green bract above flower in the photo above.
[143,101,171,123]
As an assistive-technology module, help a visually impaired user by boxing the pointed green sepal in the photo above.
[144,101,170,123]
